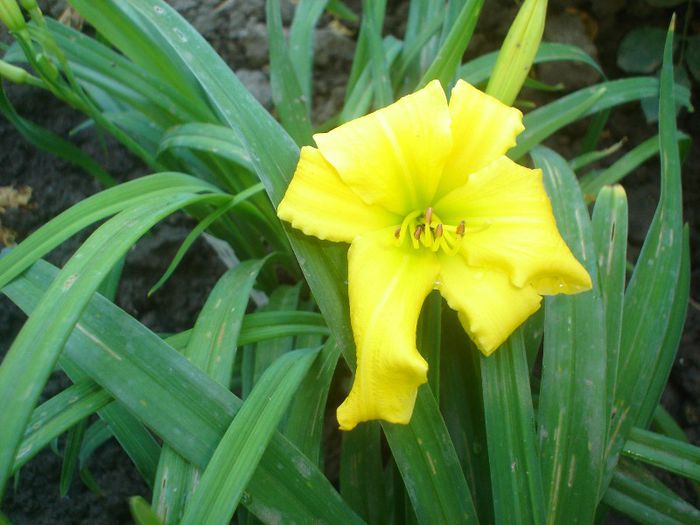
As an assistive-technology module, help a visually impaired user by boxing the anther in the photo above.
[413,225,423,240]
[434,223,443,238]
[394,227,401,238]
[456,220,465,237]
[425,207,433,226]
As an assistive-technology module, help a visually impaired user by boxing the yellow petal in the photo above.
[436,156,592,294]
[314,80,452,216]
[438,254,542,355]
[436,80,524,198]
[277,146,400,243]
[337,231,439,431]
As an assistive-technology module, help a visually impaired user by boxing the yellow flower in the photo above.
[278,80,591,431]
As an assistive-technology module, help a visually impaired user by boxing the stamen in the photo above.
[394,227,401,239]
[425,207,433,226]
[413,225,423,240]
[434,223,443,238]
[456,220,465,237]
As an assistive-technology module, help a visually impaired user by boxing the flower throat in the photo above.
[394,207,464,255]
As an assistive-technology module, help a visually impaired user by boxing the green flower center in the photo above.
[394,207,464,255]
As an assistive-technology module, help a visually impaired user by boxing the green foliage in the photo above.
[0,2,696,524]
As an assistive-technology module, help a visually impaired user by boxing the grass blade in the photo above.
[341,422,386,524]
[480,330,545,525]
[605,22,685,491]
[579,133,690,200]
[288,0,329,105]
[154,258,269,523]
[439,312,492,523]
[281,336,339,465]
[13,381,111,473]
[0,190,222,495]
[459,42,604,86]
[361,0,392,107]
[623,428,700,482]
[532,146,607,524]
[0,173,218,290]
[179,348,320,525]
[4,260,363,524]
[591,185,628,429]
[510,77,691,160]
[384,385,479,524]
[418,0,484,88]
[157,123,253,171]
[603,459,700,524]
[59,418,88,496]
[266,0,313,145]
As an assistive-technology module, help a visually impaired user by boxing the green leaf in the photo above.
[623,427,700,482]
[605,21,685,492]
[345,0,386,106]
[361,0,392,107]
[130,496,164,525]
[154,258,269,523]
[480,330,545,525]
[418,0,484,88]
[326,0,358,22]
[157,123,253,172]
[339,36,402,123]
[383,385,478,524]
[59,418,88,496]
[0,190,222,495]
[4,260,362,524]
[569,138,626,172]
[418,291,441,395]
[617,27,667,74]
[439,311,492,524]
[79,419,112,469]
[148,184,265,295]
[510,77,691,160]
[97,402,160,487]
[248,284,301,389]
[13,381,111,473]
[67,0,209,114]
[179,348,319,525]
[341,422,386,524]
[532,146,607,524]
[392,9,443,90]
[0,173,219,291]
[603,459,700,524]
[591,185,628,428]
[282,336,339,465]
[167,311,331,351]
[29,19,212,124]
[266,0,314,145]
[459,42,604,86]
[579,133,690,200]
[288,0,329,104]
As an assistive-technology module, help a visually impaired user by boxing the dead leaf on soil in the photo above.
[0,221,17,247]
[0,185,32,213]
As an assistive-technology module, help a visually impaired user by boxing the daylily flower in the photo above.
[278,79,591,431]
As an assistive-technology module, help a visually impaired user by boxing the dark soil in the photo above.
[0,1,698,524]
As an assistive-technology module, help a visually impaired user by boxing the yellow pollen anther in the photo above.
[413,225,423,240]
[434,223,443,238]
[425,207,433,226]
[394,227,401,238]
[456,220,465,237]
